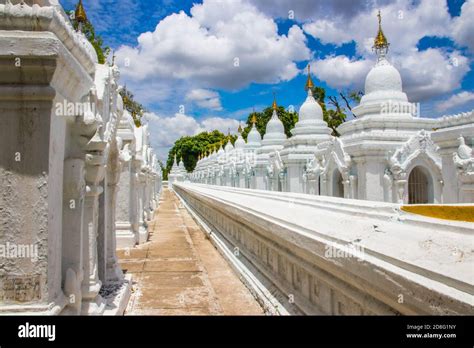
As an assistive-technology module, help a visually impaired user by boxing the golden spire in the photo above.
[305,64,315,91]
[272,93,278,111]
[374,10,389,51]
[75,0,87,24]
[251,114,257,125]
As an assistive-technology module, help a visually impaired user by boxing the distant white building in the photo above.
[190,12,474,204]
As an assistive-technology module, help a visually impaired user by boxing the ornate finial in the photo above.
[305,64,315,91]
[272,92,277,111]
[373,10,389,56]
[75,0,87,24]
[251,114,257,125]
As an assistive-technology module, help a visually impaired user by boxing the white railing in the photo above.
[174,183,474,315]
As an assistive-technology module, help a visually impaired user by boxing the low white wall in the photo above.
[174,183,473,315]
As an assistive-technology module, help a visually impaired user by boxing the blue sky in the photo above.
[60,0,474,160]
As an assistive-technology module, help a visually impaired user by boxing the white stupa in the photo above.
[279,65,332,192]
[168,155,184,188]
[353,10,412,119]
[252,97,287,190]
[235,124,246,150]
[216,141,226,165]
[245,114,262,151]
[178,157,186,175]
[259,96,287,153]
[224,134,235,153]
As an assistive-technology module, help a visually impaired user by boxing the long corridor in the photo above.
[118,188,264,315]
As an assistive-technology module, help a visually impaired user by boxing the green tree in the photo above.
[311,86,345,136]
[241,106,298,140]
[120,86,146,127]
[166,130,236,174]
[311,86,363,136]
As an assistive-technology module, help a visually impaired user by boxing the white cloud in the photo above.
[144,112,240,160]
[116,0,310,90]
[452,0,474,53]
[312,56,372,90]
[247,0,383,23]
[313,49,470,102]
[395,49,470,101]
[299,0,470,102]
[200,117,240,134]
[185,89,223,110]
[436,91,474,112]
[303,20,353,46]
[264,0,451,55]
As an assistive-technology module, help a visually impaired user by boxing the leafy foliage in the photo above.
[241,106,298,140]
[311,86,363,136]
[165,131,236,177]
[120,87,146,127]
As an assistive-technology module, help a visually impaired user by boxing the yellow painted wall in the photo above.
[401,205,474,223]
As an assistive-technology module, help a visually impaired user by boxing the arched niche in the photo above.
[332,170,344,198]
[408,165,433,204]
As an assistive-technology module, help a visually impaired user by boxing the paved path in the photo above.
[118,188,264,315]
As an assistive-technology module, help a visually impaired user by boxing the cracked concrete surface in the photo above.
[118,188,264,315]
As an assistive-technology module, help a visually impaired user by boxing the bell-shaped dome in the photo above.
[264,109,286,141]
[235,134,246,149]
[225,139,234,152]
[171,156,178,169]
[299,89,323,122]
[217,144,225,156]
[210,149,218,161]
[365,58,403,95]
[247,124,261,147]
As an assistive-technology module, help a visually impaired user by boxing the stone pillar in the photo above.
[116,160,137,248]
[62,159,86,314]
[254,167,266,190]
[130,160,141,242]
[137,172,148,244]
[81,150,107,315]
[104,151,124,282]
[145,174,153,221]
[238,170,246,188]
[286,163,304,193]
[354,157,386,202]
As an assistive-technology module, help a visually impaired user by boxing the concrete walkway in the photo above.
[118,188,264,315]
